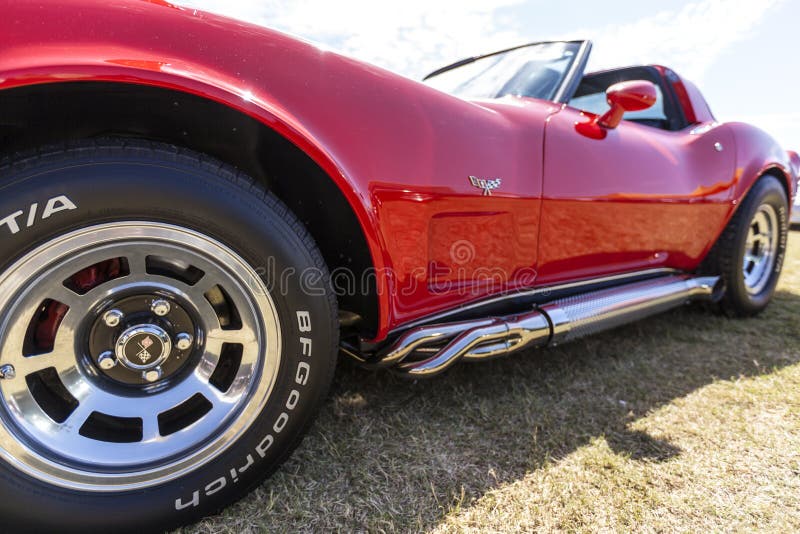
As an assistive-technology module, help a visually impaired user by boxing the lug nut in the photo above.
[151,299,171,317]
[103,309,124,327]
[175,332,194,351]
[97,351,117,370]
[0,364,16,380]
[143,367,163,383]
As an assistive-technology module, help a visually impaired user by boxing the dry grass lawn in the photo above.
[186,230,800,533]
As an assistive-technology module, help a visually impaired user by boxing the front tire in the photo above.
[0,141,337,532]
[705,175,788,316]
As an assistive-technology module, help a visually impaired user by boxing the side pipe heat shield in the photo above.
[365,275,721,378]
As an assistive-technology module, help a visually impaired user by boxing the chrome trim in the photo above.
[175,332,194,351]
[370,274,720,379]
[150,298,171,317]
[0,364,16,380]
[115,324,172,371]
[742,204,779,294]
[689,122,719,135]
[102,309,123,327]
[0,222,282,492]
[542,275,720,345]
[143,367,163,383]
[396,312,550,377]
[373,317,497,368]
[386,268,680,337]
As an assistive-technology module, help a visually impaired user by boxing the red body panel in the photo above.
[538,111,737,283]
[0,0,795,341]
[654,65,717,125]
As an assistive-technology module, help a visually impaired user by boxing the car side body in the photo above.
[2,1,799,530]
[0,0,796,344]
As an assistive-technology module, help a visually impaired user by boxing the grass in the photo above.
[186,230,800,533]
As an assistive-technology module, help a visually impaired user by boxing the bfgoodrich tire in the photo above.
[704,174,789,316]
[0,141,338,532]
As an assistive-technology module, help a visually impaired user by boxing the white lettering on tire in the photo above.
[175,491,200,511]
[175,310,313,510]
[0,195,77,235]
[297,311,311,332]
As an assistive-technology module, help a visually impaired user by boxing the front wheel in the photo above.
[0,141,337,532]
[705,174,789,316]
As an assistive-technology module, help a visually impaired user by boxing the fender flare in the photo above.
[727,122,796,206]
[0,63,393,338]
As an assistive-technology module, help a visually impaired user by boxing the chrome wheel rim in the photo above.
[0,222,281,491]
[742,204,779,295]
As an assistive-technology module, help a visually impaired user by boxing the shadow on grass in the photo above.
[198,289,800,532]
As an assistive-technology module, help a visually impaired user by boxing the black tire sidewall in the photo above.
[0,146,337,532]
[726,176,788,313]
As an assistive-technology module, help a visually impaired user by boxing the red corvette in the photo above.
[0,0,797,531]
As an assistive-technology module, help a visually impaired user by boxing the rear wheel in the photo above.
[0,141,337,532]
[704,175,788,316]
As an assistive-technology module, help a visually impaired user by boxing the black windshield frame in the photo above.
[423,40,592,104]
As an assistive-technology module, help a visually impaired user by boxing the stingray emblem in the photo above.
[137,336,155,363]
[468,176,502,196]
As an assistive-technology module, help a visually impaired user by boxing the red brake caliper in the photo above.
[33,259,123,352]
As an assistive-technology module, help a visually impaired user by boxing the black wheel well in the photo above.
[0,81,378,336]
[761,167,792,204]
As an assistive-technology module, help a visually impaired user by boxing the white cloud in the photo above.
[174,3,797,165]
[582,0,783,83]
[178,0,527,79]
[178,0,781,85]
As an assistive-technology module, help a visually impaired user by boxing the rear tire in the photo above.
[704,175,788,316]
[0,140,338,532]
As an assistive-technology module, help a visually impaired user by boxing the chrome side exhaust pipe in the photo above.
[394,312,550,376]
[373,275,721,378]
[542,275,721,344]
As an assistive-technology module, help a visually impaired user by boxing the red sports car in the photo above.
[0,0,797,531]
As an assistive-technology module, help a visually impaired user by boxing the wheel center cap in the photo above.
[115,324,172,371]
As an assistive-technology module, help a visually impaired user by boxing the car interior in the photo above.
[568,66,689,131]
[497,64,562,101]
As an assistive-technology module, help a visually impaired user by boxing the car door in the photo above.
[536,68,737,285]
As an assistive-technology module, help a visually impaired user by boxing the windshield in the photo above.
[424,42,583,102]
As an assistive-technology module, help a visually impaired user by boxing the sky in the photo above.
[177,0,799,151]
